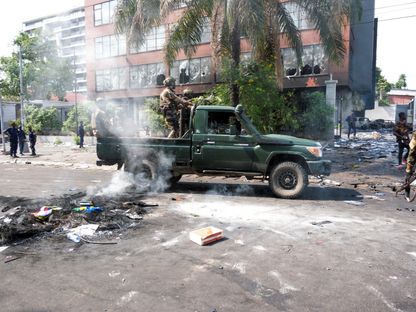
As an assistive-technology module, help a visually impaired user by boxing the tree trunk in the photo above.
[274,33,284,91]
[230,17,240,107]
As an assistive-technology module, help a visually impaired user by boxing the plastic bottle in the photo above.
[66,233,81,243]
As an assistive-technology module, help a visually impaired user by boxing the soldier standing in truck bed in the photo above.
[92,98,111,138]
[160,77,192,138]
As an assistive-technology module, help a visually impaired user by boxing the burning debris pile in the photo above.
[0,193,157,245]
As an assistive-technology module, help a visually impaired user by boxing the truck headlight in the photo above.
[307,146,322,158]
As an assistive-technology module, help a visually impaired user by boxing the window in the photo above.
[171,57,211,84]
[96,68,128,91]
[94,0,117,26]
[283,2,314,30]
[130,63,166,88]
[200,18,211,43]
[169,18,211,44]
[282,45,327,77]
[95,34,126,58]
[207,112,241,135]
[130,26,165,53]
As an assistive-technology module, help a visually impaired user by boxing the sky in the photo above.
[0,0,415,89]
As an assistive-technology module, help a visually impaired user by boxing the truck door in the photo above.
[192,111,255,171]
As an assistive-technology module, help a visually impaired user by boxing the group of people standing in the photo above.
[3,123,36,158]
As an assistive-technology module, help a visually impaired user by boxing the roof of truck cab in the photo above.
[196,105,235,112]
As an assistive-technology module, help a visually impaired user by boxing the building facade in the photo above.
[85,0,377,124]
[388,89,416,105]
[23,7,87,93]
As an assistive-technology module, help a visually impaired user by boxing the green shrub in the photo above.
[300,92,334,139]
[54,137,63,145]
[62,102,93,134]
[73,135,80,145]
[24,105,62,134]
[209,60,299,134]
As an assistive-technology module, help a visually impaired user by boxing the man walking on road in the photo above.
[28,127,37,156]
[78,121,85,148]
[346,112,356,139]
[3,122,18,158]
[393,112,410,167]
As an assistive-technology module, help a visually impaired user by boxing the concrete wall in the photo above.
[37,135,97,146]
[0,103,18,132]
[365,105,405,122]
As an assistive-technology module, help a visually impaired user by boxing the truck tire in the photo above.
[269,161,307,199]
[169,174,182,185]
[125,159,158,181]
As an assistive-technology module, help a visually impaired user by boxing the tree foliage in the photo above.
[209,60,299,133]
[62,103,94,134]
[375,67,393,105]
[300,92,334,139]
[24,105,62,134]
[144,97,167,135]
[0,32,73,101]
[395,74,407,89]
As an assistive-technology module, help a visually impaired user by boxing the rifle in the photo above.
[395,171,416,202]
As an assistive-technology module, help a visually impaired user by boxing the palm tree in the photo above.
[115,0,362,106]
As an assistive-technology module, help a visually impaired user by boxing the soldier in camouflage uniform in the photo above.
[393,112,410,166]
[179,88,193,136]
[403,133,416,201]
[160,77,192,138]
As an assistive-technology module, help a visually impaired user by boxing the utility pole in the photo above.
[73,48,78,133]
[19,45,24,128]
[0,92,6,153]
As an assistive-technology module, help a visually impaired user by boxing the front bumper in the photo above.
[307,160,331,176]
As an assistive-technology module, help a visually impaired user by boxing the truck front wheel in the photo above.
[269,161,307,199]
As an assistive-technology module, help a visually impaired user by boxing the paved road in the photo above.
[1,163,416,311]
[0,163,113,198]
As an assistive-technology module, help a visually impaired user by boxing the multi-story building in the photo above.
[85,0,376,124]
[23,7,87,93]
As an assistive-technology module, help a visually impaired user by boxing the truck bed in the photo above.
[96,136,192,167]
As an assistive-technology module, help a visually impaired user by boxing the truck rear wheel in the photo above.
[125,159,158,181]
[169,174,182,185]
[269,161,307,199]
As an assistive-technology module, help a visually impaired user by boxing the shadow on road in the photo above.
[169,182,361,201]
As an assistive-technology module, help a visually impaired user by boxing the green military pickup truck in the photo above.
[96,104,331,199]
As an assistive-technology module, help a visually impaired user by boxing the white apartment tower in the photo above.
[23,7,87,93]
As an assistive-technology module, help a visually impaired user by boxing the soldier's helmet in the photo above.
[163,77,176,88]
[183,88,193,96]
[96,97,106,108]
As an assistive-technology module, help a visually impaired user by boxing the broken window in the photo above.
[130,63,165,89]
[282,44,327,77]
[171,57,211,85]
[96,67,128,91]
[282,48,298,76]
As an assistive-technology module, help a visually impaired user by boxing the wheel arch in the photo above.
[266,153,309,176]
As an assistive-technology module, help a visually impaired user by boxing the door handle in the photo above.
[206,141,215,144]
[233,143,249,147]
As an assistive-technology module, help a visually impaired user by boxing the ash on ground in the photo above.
[0,192,158,246]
